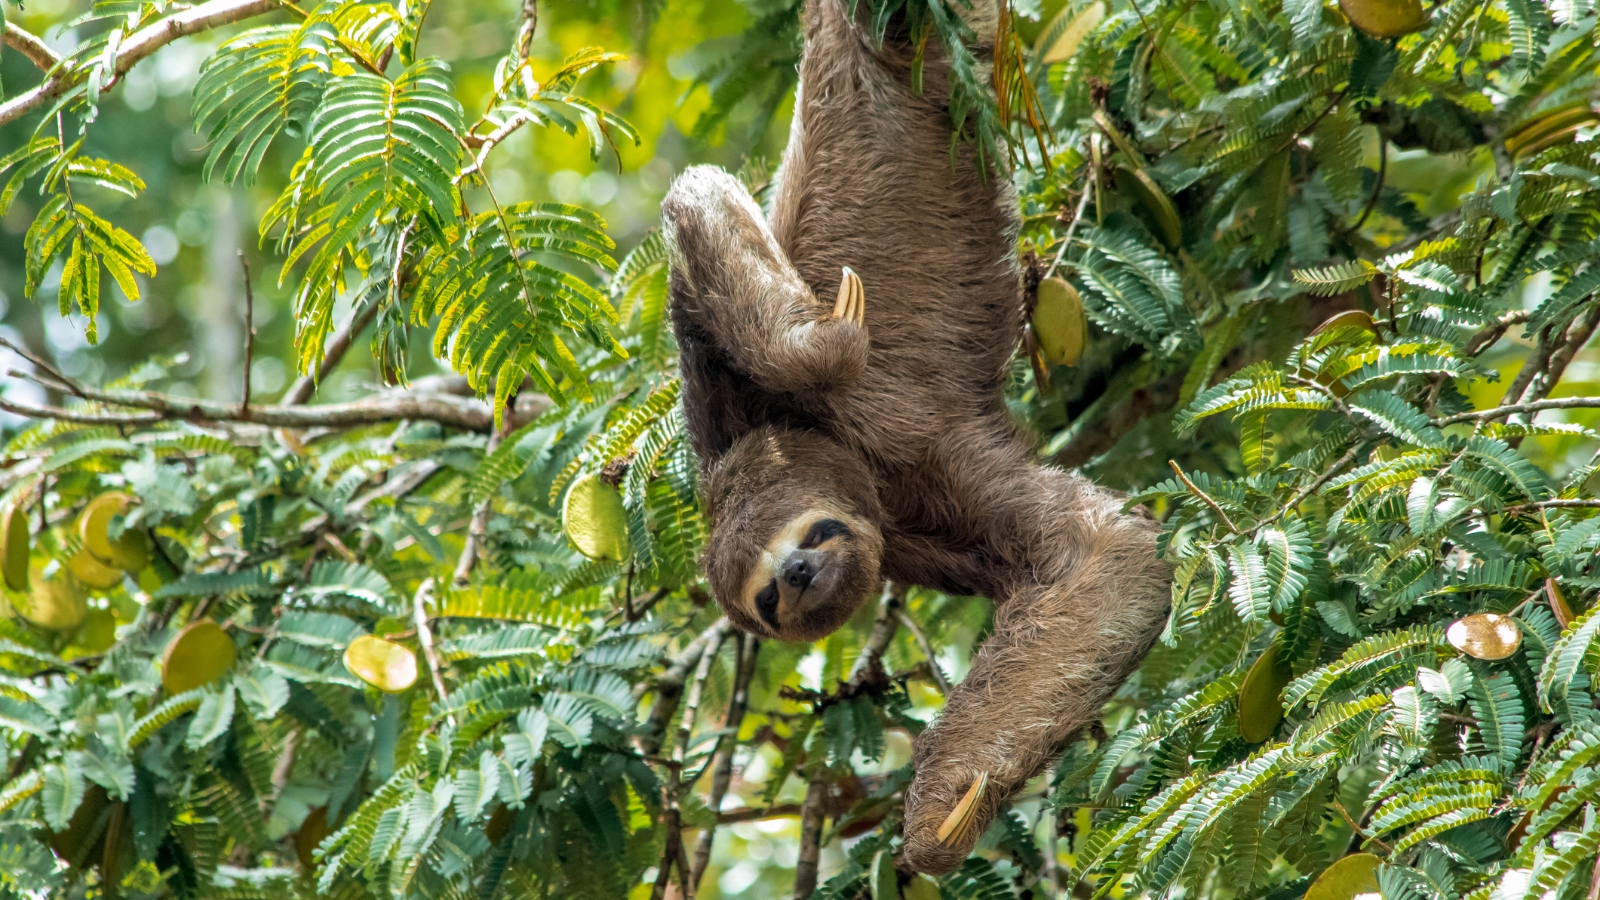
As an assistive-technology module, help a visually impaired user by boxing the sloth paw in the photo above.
[935,772,988,847]
[903,769,995,874]
[830,266,866,327]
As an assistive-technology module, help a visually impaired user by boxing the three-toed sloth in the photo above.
[661,0,1172,875]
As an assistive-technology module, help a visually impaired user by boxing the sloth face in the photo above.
[734,506,878,641]
[703,428,883,642]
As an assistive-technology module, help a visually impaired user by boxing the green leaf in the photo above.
[235,663,291,719]
[1228,542,1272,623]
[79,740,135,800]
[186,684,237,750]
[1348,390,1446,448]
[41,760,86,832]
[1292,260,1377,296]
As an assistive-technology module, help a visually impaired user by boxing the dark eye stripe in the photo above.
[800,518,852,549]
[755,581,780,629]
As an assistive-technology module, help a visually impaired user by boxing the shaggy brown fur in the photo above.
[661,0,1173,874]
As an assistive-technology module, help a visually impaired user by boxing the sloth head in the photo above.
[702,427,883,642]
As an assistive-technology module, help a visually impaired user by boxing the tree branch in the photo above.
[715,803,803,824]
[3,22,60,71]
[691,633,760,892]
[0,336,86,399]
[653,623,726,900]
[0,0,282,127]
[0,397,160,426]
[6,375,549,433]
[895,607,950,694]
[239,251,256,416]
[847,584,903,689]
[791,586,901,899]
[793,769,829,900]
[281,300,385,405]
[635,619,731,757]
[411,579,451,715]
[452,396,514,586]
[1433,396,1600,427]
[1464,309,1532,357]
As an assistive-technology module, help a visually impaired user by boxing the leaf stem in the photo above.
[1169,460,1240,533]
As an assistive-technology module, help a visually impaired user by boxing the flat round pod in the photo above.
[1,503,28,592]
[79,493,149,572]
[1448,613,1521,660]
[162,620,236,694]
[1238,643,1293,743]
[1339,0,1426,36]
[344,634,418,692]
[1547,578,1575,629]
[295,807,331,871]
[66,549,125,591]
[1306,853,1382,900]
[74,607,119,654]
[1033,277,1087,368]
[19,565,89,632]
[562,476,630,562]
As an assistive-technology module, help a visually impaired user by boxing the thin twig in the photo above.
[0,0,281,127]
[894,607,950,694]
[411,579,451,718]
[635,619,731,756]
[1506,499,1600,511]
[4,371,547,433]
[1463,309,1532,357]
[1514,306,1600,435]
[848,583,903,688]
[792,586,902,898]
[1352,138,1387,230]
[0,336,86,399]
[653,624,726,900]
[517,0,538,61]
[1334,799,1391,853]
[239,251,256,416]
[452,395,514,586]
[1044,157,1096,280]
[2,22,60,70]
[691,633,760,891]
[1434,396,1600,427]
[1169,460,1240,533]
[1261,443,1362,527]
[281,300,385,405]
[793,769,829,900]
[715,803,803,823]
[0,397,160,426]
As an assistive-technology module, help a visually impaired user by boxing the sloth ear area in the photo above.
[828,266,866,328]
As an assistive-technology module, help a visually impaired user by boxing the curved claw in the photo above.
[934,772,988,847]
[831,266,866,326]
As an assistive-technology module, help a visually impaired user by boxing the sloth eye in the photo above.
[800,518,852,549]
[754,581,780,629]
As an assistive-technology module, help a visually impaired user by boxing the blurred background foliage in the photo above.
[5,0,1600,897]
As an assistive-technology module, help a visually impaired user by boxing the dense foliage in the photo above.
[3,0,1600,896]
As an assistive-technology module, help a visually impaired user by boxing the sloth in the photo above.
[660,0,1172,875]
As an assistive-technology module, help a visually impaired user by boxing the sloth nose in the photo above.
[784,557,814,590]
